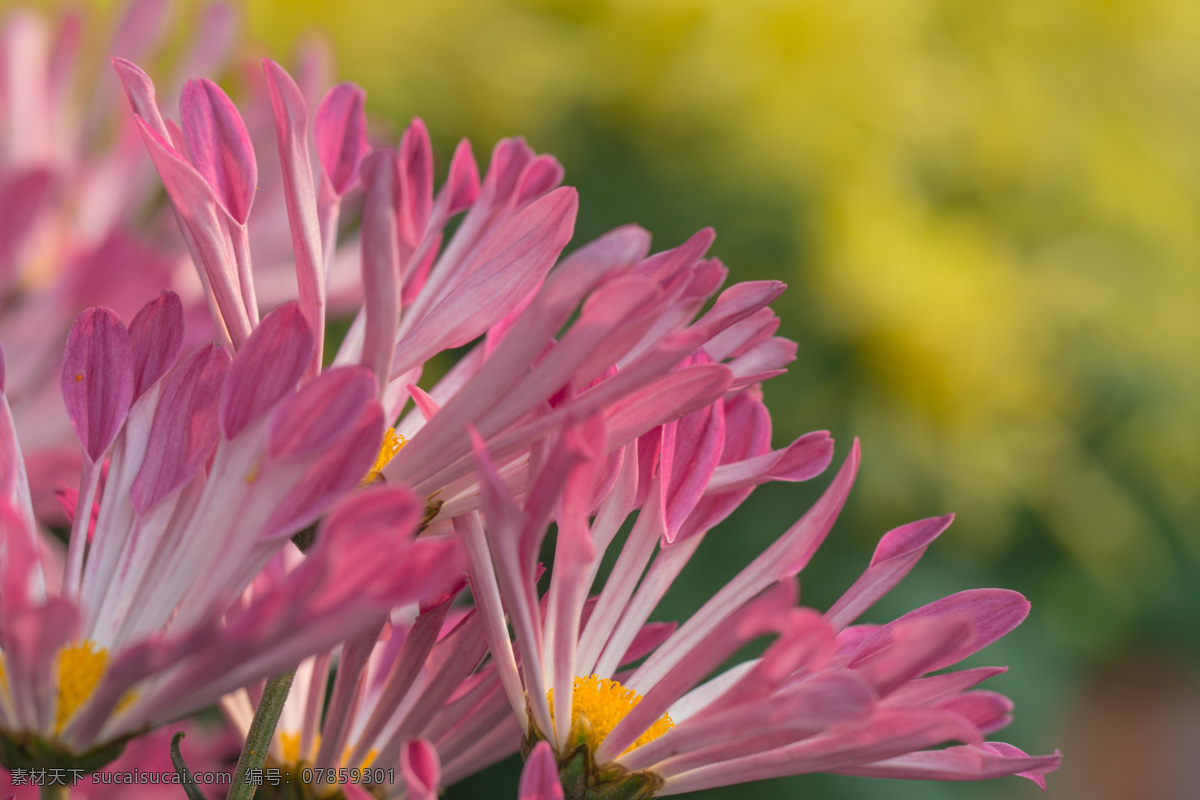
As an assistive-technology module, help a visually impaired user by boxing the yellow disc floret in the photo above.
[56,640,108,731]
[547,675,674,756]
[361,429,406,485]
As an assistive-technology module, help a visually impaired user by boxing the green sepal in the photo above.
[521,712,664,800]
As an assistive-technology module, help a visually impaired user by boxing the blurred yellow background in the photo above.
[14,0,1200,797]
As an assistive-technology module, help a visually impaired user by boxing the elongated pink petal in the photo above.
[128,290,184,398]
[259,401,383,540]
[111,57,171,140]
[637,671,876,777]
[938,690,1013,734]
[705,430,834,496]
[401,738,441,800]
[851,616,976,697]
[130,344,230,513]
[833,743,1062,789]
[658,707,981,795]
[661,397,725,543]
[597,580,799,763]
[264,58,325,377]
[520,741,565,800]
[219,302,313,439]
[883,666,1008,707]
[850,589,1030,674]
[266,366,377,459]
[628,441,859,693]
[180,78,256,224]
[398,118,434,247]
[825,515,955,630]
[61,307,134,462]
[127,111,252,346]
[359,149,402,390]
[390,186,578,376]
[314,82,369,196]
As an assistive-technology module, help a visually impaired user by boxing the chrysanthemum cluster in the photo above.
[0,2,1059,799]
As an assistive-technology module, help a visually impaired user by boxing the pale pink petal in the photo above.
[60,307,134,462]
[596,580,799,764]
[824,514,955,631]
[833,742,1062,789]
[849,589,1030,674]
[180,78,256,224]
[657,707,981,795]
[127,290,184,399]
[264,59,325,377]
[358,149,402,390]
[218,302,313,439]
[520,741,565,800]
[314,82,369,196]
[390,187,578,377]
[129,343,229,512]
[628,442,859,693]
[633,671,876,776]
[266,366,377,459]
[397,118,434,247]
[401,739,441,800]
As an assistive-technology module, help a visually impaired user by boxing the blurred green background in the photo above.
[24,0,1200,796]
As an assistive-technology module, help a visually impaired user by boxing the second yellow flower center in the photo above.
[361,429,406,485]
[56,640,108,732]
[547,675,674,756]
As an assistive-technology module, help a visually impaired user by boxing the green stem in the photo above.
[170,731,210,800]
[39,784,69,800]
[228,670,296,800]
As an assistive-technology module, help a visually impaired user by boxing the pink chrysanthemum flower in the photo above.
[222,565,519,799]
[463,389,1060,797]
[0,0,247,519]
[0,294,462,772]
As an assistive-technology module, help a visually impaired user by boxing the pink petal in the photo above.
[128,290,185,399]
[266,366,377,460]
[314,82,369,196]
[264,59,326,377]
[259,401,383,540]
[390,186,578,377]
[883,666,1009,707]
[61,307,134,462]
[628,442,859,693]
[180,78,256,224]
[130,344,230,513]
[401,739,441,800]
[824,514,955,630]
[359,149,402,390]
[597,579,799,764]
[938,690,1014,734]
[219,302,313,440]
[397,118,434,247]
[850,589,1030,674]
[520,741,565,800]
[834,742,1061,789]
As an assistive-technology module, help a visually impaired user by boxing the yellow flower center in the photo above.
[361,429,406,485]
[56,641,108,732]
[275,731,377,773]
[547,675,674,756]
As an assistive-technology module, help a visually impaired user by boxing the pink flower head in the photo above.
[0,0,244,522]
[123,58,801,535]
[224,577,521,798]
[462,401,1060,797]
[0,294,463,771]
